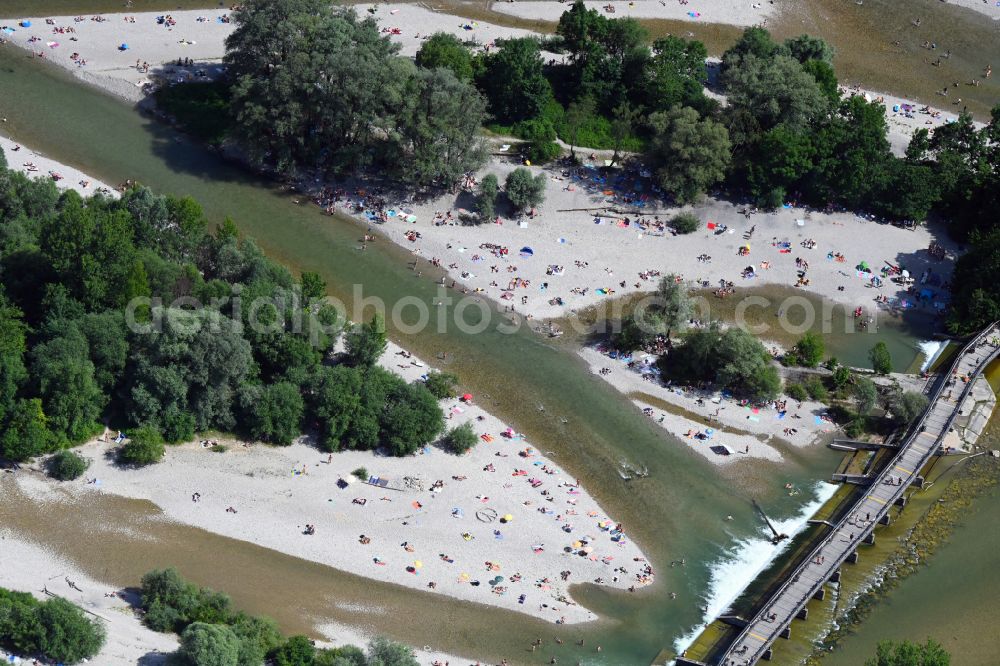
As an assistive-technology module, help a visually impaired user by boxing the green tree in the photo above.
[0,398,51,462]
[648,106,731,203]
[179,622,240,666]
[380,381,445,456]
[366,637,420,666]
[442,421,477,455]
[477,173,499,221]
[644,36,709,112]
[300,272,326,303]
[784,34,834,64]
[228,613,282,666]
[239,382,304,445]
[854,376,878,416]
[272,635,316,666]
[30,328,105,443]
[722,53,830,146]
[869,341,892,374]
[47,449,89,481]
[563,97,596,158]
[35,597,106,665]
[609,102,639,166]
[476,38,552,123]
[415,32,473,81]
[883,387,929,424]
[344,314,388,367]
[392,66,488,186]
[793,331,825,367]
[118,424,166,466]
[0,297,28,424]
[865,638,950,666]
[504,168,547,211]
[307,365,363,451]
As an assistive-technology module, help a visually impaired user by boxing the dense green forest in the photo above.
[0,151,444,463]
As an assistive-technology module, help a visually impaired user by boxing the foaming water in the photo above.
[918,340,945,373]
[673,482,839,654]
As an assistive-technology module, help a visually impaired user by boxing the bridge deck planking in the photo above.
[715,324,1000,665]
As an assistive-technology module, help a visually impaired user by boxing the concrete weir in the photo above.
[687,323,1000,665]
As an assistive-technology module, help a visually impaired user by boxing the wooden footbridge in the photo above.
[677,323,1000,666]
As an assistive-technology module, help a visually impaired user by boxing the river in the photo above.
[0,33,956,666]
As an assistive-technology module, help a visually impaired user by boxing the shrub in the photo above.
[670,212,700,234]
[272,635,316,666]
[844,416,867,438]
[118,425,165,466]
[786,383,808,402]
[47,449,88,481]
[804,376,828,402]
[179,622,240,666]
[793,332,825,367]
[477,173,499,221]
[423,371,459,399]
[870,341,893,374]
[526,140,562,164]
[442,422,477,455]
[352,467,368,481]
[832,365,852,389]
[0,589,106,665]
[505,168,547,211]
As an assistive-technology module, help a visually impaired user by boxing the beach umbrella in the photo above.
[519,246,534,256]
[503,514,514,523]
[414,560,423,569]
[572,540,582,549]
[20,20,31,27]
[461,393,473,402]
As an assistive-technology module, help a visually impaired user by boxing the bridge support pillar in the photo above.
[780,626,791,640]
[796,607,809,621]
[847,551,860,564]
[830,569,841,583]
[915,476,925,489]
[763,648,774,661]
[812,588,826,601]
[894,496,907,508]
[862,532,876,545]
[879,513,891,526]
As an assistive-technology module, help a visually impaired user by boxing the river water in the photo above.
[0,31,961,666]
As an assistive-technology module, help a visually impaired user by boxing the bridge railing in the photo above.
[724,322,1000,664]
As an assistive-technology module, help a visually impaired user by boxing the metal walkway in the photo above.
[711,323,1000,665]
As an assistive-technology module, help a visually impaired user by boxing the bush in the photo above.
[0,589,106,665]
[870,341,892,374]
[47,449,89,481]
[272,635,316,666]
[505,167,547,211]
[442,422,478,455]
[477,173,499,221]
[793,332,825,367]
[179,622,240,666]
[844,416,867,438]
[804,376,828,402]
[526,140,562,164]
[832,365,852,389]
[118,425,165,466]
[786,383,808,401]
[352,467,368,480]
[423,371,459,399]
[670,212,700,234]
[140,568,234,633]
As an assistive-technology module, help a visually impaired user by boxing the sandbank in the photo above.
[1,133,116,197]
[0,534,179,665]
[490,0,778,27]
[14,339,651,628]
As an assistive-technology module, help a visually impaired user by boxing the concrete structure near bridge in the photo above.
[673,323,1000,666]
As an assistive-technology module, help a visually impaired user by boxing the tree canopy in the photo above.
[865,638,950,666]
